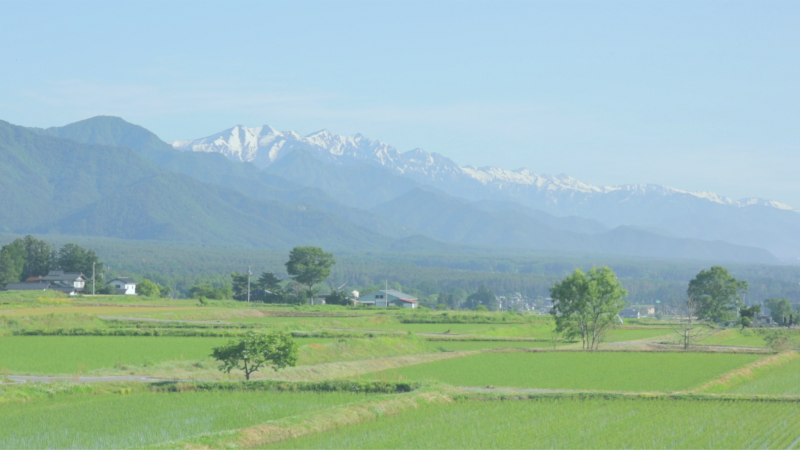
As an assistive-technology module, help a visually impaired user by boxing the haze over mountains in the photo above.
[0,116,796,264]
[174,124,800,261]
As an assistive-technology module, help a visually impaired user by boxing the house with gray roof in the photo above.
[355,289,418,308]
[3,281,51,291]
[41,271,87,294]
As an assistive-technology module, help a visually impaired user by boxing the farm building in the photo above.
[354,289,419,308]
[3,281,51,291]
[3,271,87,295]
[107,277,137,295]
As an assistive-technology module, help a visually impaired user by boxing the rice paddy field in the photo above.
[265,397,800,449]
[0,336,231,374]
[0,389,369,449]
[2,293,797,450]
[724,357,800,396]
[362,351,765,392]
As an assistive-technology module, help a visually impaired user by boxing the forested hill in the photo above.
[0,115,781,264]
[0,120,389,249]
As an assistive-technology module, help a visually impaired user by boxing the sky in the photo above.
[2,1,799,207]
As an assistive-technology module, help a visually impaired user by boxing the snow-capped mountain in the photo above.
[173,125,798,215]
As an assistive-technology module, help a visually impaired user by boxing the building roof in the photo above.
[25,276,43,282]
[4,281,51,291]
[377,289,418,301]
[42,271,86,282]
[392,298,419,304]
[108,277,136,285]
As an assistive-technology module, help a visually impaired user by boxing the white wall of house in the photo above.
[111,282,136,295]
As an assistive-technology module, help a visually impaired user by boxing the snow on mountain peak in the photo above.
[172,125,798,213]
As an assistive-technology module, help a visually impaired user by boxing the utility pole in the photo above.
[247,266,252,304]
[92,262,96,295]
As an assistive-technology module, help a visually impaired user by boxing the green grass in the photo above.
[0,335,435,375]
[725,358,800,396]
[265,397,800,449]
[603,327,673,342]
[0,336,231,374]
[699,328,769,348]
[362,351,764,392]
[428,340,560,351]
[0,389,368,449]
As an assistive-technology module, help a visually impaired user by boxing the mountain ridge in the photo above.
[173,123,800,259]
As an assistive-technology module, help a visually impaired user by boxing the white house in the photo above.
[107,277,137,295]
[355,289,418,308]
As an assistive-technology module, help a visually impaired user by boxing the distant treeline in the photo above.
[1,234,798,305]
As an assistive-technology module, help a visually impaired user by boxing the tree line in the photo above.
[0,236,107,291]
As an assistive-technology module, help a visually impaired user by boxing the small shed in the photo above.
[107,277,137,295]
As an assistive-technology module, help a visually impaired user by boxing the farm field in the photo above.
[0,336,230,374]
[361,351,765,392]
[430,340,559,351]
[0,389,368,449]
[0,305,206,317]
[266,397,800,449]
[0,335,436,375]
[698,328,769,348]
[724,357,800,396]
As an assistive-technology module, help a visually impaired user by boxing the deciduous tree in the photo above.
[550,267,627,350]
[211,332,299,380]
[286,247,335,304]
[764,298,793,325]
[687,266,747,323]
[137,279,161,298]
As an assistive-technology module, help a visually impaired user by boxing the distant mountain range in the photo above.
[173,124,800,260]
[0,115,789,264]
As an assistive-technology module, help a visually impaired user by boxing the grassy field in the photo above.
[430,340,560,351]
[698,328,769,348]
[362,351,765,392]
[723,357,800,396]
[0,335,440,376]
[0,336,230,374]
[0,305,206,317]
[0,389,368,449]
[265,397,800,449]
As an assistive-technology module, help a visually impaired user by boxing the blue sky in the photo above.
[2,1,799,206]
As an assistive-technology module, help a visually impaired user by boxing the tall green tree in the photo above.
[21,235,53,280]
[230,272,250,301]
[55,244,102,276]
[550,266,627,350]
[465,285,498,311]
[0,240,26,285]
[687,266,748,323]
[250,272,284,303]
[285,246,335,304]
[764,298,793,325]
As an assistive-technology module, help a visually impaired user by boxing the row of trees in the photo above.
[0,236,104,289]
[548,265,788,351]
[188,247,337,304]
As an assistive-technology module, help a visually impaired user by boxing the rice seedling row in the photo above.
[266,397,800,449]
[361,351,764,392]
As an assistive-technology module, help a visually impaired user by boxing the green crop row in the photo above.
[267,396,800,449]
[362,351,765,392]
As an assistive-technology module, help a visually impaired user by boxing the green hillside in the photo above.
[2,119,389,250]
